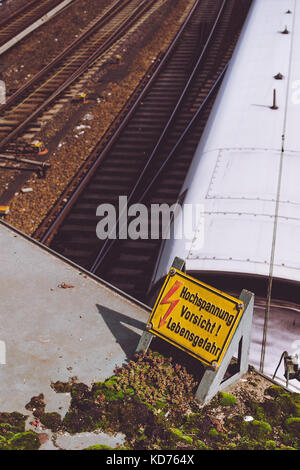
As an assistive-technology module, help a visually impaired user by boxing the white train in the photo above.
[150,0,300,389]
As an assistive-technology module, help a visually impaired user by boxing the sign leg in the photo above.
[195,289,254,403]
[136,331,153,353]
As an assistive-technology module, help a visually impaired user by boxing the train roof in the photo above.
[153,0,300,289]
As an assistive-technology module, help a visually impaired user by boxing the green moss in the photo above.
[106,400,160,442]
[249,402,266,420]
[225,415,248,435]
[110,351,197,412]
[261,400,281,420]
[227,430,238,439]
[208,428,227,443]
[0,422,22,437]
[51,381,72,393]
[170,428,193,445]
[265,385,285,398]
[40,412,62,432]
[12,354,295,450]
[285,417,300,435]
[293,403,300,417]
[92,379,124,402]
[236,436,260,450]
[9,431,40,450]
[292,393,300,404]
[185,413,202,428]
[63,409,95,434]
[0,412,27,432]
[280,445,296,450]
[154,400,167,410]
[186,426,200,436]
[84,444,114,450]
[265,385,300,418]
[0,435,10,450]
[182,435,193,445]
[280,431,299,449]
[4,354,300,451]
[197,439,210,450]
[25,394,46,417]
[0,414,31,450]
[278,394,295,414]
[170,428,183,439]
[249,420,272,440]
[103,377,118,388]
[226,443,237,450]
[218,392,237,407]
[71,383,90,401]
[265,440,277,450]
[208,428,219,439]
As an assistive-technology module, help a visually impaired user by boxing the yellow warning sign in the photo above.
[147,269,244,370]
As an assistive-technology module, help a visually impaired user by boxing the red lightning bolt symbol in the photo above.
[158,280,183,328]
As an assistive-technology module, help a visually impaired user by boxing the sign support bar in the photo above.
[195,289,254,403]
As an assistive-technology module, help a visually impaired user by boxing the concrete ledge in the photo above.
[0,0,75,56]
[0,220,150,414]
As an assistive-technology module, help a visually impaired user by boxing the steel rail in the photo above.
[0,0,42,28]
[139,64,229,203]
[35,0,201,244]
[0,0,129,113]
[91,63,229,274]
[89,0,227,273]
[0,0,74,48]
[0,0,156,153]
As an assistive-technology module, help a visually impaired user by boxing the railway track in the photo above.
[0,0,157,157]
[0,0,75,54]
[35,0,253,303]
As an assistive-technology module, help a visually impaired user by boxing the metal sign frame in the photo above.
[136,257,254,403]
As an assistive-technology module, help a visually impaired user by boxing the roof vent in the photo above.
[270,89,278,110]
[286,10,292,14]
[274,73,284,80]
[281,25,289,34]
